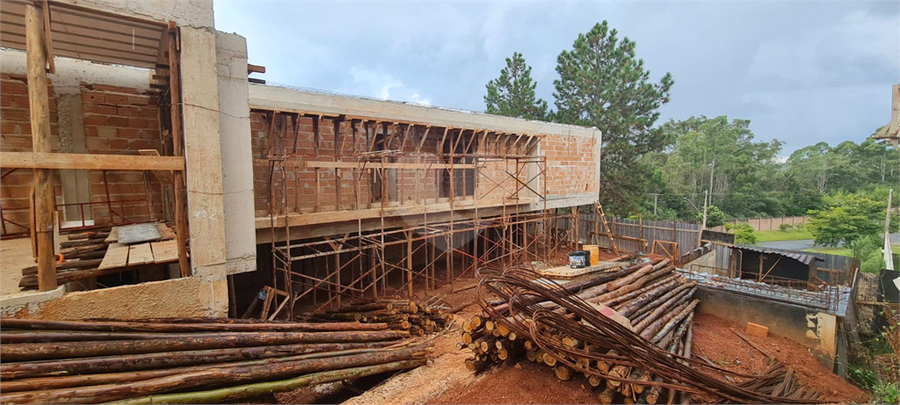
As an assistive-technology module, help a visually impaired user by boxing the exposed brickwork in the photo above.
[250,111,599,218]
[542,134,598,196]
[80,83,164,223]
[0,74,58,233]
[0,74,164,234]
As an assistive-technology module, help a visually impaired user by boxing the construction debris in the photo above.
[0,317,430,404]
[461,259,823,404]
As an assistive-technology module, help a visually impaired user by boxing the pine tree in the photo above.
[553,21,674,215]
[484,52,549,120]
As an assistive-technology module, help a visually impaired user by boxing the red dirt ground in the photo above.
[430,360,598,404]
[691,313,869,404]
[262,272,870,404]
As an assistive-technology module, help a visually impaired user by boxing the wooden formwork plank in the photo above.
[127,243,155,266]
[99,243,129,269]
[150,240,179,264]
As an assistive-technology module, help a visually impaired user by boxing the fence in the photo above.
[709,216,808,232]
[553,212,708,261]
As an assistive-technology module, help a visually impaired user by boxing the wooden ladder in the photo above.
[595,203,619,256]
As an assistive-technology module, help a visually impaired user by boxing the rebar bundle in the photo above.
[462,260,823,404]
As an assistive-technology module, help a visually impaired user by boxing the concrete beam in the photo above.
[249,84,600,139]
[0,49,151,95]
[54,0,214,28]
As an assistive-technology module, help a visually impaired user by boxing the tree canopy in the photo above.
[806,192,896,247]
[552,21,674,215]
[484,52,548,120]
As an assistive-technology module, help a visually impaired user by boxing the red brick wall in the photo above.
[249,112,600,218]
[542,134,598,196]
[80,83,164,223]
[0,74,164,234]
[0,74,58,234]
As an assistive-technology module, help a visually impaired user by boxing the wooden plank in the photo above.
[277,160,477,170]
[537,262,621,279]
[104,226,119,244]
[138,149,174,184]
[127,243,154,266]
[150,240,179,264]
[0,152,185,171]
[117,223,161,245]
[168,22,190,279]
[247,63,266,74]
[746,322,769,338]
[154,223,176,240]
[98,243,129,270]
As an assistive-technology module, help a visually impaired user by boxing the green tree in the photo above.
[552,21,674,215]
[807,192,896,247]
[484,52,548,120]
[661,116,783,218]
[702,205,726,228]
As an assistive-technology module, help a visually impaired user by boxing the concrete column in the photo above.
[56,94,92,224]
[178,25,229,316]
[215,31,257,275]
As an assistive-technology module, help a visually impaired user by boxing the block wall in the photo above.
[0,73,165,234]
[81,83,164,223]
[0,73,58,234]
[542,134,598,196]
[248,111,599,218]
[250,113,448,215]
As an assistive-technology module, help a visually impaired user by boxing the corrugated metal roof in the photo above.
[730,245,825,266]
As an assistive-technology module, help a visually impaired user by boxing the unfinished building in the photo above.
[0,0,601,319]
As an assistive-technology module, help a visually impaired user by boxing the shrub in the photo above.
[726,222,757,244]
[778,223,793,232]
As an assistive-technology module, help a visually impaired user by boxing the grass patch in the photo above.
[802,243,900,258]
[755,228,814,242]
[803,246,853,256]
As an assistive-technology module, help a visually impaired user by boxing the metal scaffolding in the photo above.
[259,111,575,318]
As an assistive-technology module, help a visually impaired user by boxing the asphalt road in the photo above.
[756,233,900,251]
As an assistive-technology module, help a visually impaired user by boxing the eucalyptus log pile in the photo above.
[18,229,111,289]
[463,259,823,404]
[0,317,430,404]
[305,297,453,336]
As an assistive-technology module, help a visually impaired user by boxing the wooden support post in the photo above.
[406,230,413,297]
[26,3,56,291]
[167,22,190,278]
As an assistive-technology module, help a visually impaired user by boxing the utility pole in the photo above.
[651,193,659,217]
[885,189,894,271]
[701,189,709,230]
[708,157,715,206]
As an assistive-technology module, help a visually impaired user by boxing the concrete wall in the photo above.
[695,286,838,370]
[1,277,227,319]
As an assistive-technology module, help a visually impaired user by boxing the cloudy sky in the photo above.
[214,1,899,156]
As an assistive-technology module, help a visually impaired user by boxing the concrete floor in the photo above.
[1,237,36,298]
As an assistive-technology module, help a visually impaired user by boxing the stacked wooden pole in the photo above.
[304,297,453,336]
[469,258,823,404]
[0,317,429,404]
[18,229,111,289]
